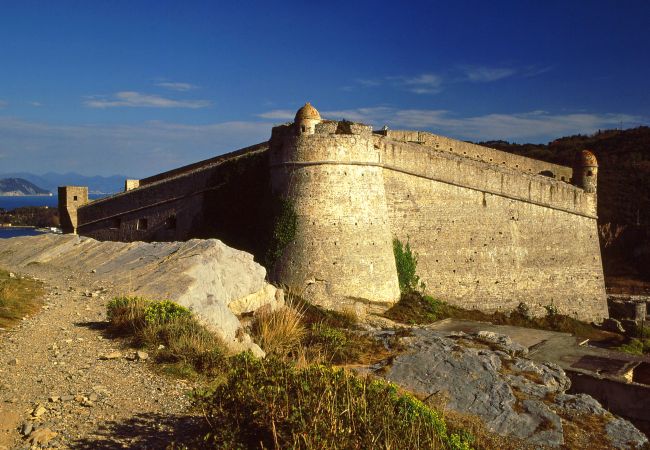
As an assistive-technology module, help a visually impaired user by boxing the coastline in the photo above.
[0,193,52,197]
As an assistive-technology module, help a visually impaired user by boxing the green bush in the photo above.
[192,354,474,449]
[393,238,421,293]
[106,297,226,377]
[144,300,191,324]
[618,337,650,356]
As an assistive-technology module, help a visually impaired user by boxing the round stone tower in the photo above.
[574,149,598,194]
[269,103,400,314]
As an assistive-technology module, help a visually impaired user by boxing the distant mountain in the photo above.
[0,178,51,196]
[0,172,129,194]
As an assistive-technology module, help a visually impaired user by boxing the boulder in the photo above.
[0,234,283,356]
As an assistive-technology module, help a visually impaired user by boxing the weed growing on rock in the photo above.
[192,354,474,450]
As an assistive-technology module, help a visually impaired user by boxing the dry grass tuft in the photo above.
[106,296,149,334]
[251,301,306,357]
[0,268,44,328]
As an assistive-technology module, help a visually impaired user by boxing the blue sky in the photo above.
[0,0,648,177]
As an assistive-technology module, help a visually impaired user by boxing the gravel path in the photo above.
[0,264,202,449]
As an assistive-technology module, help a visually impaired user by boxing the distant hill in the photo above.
[478,126,650,285]
[0,178,51,196]
[0,172,128,195]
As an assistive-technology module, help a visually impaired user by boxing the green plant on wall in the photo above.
[393,238,422,293]
[265,197,297,269]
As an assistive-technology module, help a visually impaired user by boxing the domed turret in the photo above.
[294,102,321,135]
[573,149,598,193]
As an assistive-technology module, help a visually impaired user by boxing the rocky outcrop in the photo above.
[0,234,283,355]
[379,328,648,449]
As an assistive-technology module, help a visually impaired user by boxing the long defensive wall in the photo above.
[60,103,608,321]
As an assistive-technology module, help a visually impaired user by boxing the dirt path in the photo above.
[0,263,202,449]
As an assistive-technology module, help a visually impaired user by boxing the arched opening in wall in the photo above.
[137,218,148,230]
[539,170,555,178]
[587,170,593,176]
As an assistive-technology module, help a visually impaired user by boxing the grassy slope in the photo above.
[0,268,44,328]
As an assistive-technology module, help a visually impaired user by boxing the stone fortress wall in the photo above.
[60,103,608,321]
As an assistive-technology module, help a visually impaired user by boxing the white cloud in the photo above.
[0,117,271,176]
[463,66,516,82]
[155,82,198,91]
[397,73,444,94]
[84,91,211,109]
[257,109,295,120]
[30,101,43,107]
[356,78,382,87]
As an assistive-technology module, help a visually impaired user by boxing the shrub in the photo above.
[384,291,449,324]
[251,302,305,357]
[144,300,191,324]
[193,354,474,449]
[393,238,421,293]
[543,304,558,317]
[618,337,650,356]
[106,296,149,333]
[106,297,227,377]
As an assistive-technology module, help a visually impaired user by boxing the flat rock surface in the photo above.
[0,252,200,449]
[380,328,648,449]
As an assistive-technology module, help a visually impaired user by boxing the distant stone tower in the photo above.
[58,186,88,234]
[574,149,599,194]
[269,103,400,314]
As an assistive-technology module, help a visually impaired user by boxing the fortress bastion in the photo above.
[59,103,608,321]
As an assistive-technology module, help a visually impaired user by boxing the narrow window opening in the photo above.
[73,195,78,201]
[137,218,148,230]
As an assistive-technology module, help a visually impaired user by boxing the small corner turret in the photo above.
[58,186,88,234]
[294,102,322,135]
[573,149,598,194]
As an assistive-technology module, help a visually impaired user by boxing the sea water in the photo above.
[0,227,45,239]
[0,194,108,239]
